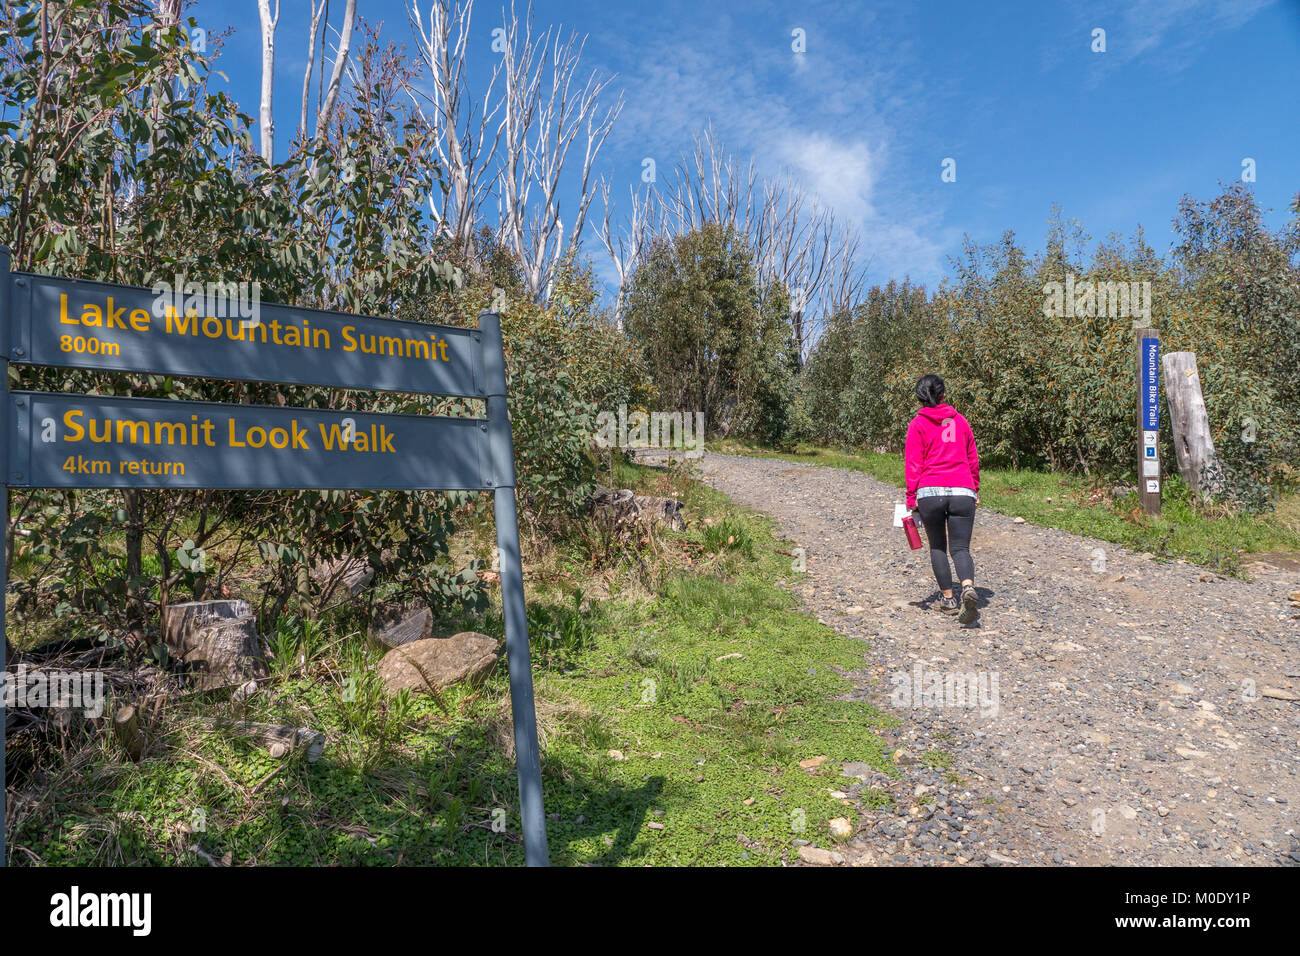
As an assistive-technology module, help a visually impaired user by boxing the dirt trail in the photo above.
[697,452,1300,866]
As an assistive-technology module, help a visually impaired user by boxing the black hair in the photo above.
[915,374,946,407]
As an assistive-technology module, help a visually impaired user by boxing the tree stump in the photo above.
[592,486,685,529]
[632,494,685,530]
[113,704,146,761]
[592,486,638,522]
[1161,351,1223,497]
[311,556,374,608]
[162,600,268,690]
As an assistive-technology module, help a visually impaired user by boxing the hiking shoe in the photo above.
[958,586,980,624]
[938,595,960,613]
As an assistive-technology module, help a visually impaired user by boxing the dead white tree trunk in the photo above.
[1162,351,1223,497]
[148,0,183,157]
[299,0,328,140]
[407,0,504,265]
[256,0,280,164]
[313,0,357,153]
[497,1,623,301]
[597,179,651,329]
[813,223,869,351]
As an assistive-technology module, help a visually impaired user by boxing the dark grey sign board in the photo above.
[6,271,484,397]
[0,253,549,867]
[7,392,495,491]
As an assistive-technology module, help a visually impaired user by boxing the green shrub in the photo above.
[799,192,1300,510]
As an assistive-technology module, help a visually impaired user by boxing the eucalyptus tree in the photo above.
[0,0,477,635]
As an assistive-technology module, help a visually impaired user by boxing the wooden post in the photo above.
[1161,351,1221,498]
[1137,331,1161,515]
[113,705,146,762]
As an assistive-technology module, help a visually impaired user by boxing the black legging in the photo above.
[917,495,975,592]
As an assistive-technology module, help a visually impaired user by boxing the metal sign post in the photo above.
[1138,331,1162,516]
[0,253,548,867]
[479,313,547,866]
[0,248,9,870]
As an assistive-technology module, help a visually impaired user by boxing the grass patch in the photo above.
[713,438,1300,574]
[9,463,895,866]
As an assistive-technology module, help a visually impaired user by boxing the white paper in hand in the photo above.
[893,502,908,528]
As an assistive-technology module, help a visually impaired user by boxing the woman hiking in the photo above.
[904,374,981,624]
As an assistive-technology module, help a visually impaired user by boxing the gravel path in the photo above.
[696,452,1300,867]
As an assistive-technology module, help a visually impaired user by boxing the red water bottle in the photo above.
[903,514,923,550]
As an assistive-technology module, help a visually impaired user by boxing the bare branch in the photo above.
[314,0,357,151]
[256,0,281,164]
[300,0,327,139]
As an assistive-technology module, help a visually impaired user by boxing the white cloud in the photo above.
[773,132,880,223]
[1073,0,1275,81]
[582,3,981,298]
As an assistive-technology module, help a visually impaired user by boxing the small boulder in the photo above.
[841,761,874,780]
[797,845,843,866]
[376,632,501,695]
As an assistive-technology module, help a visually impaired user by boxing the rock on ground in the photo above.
[376,632,501,694]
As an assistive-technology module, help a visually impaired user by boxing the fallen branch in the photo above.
[198,717,325,762]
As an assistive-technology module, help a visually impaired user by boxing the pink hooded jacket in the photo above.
[904,403,979,509]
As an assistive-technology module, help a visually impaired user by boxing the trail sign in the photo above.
[9,393,495,491]
[1140,336,1160,431]
[8,272,484,397]
[1137,332,1161,515]
[0,251,549,867]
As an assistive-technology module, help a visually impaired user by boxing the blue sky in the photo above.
[194,0,1300,297]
